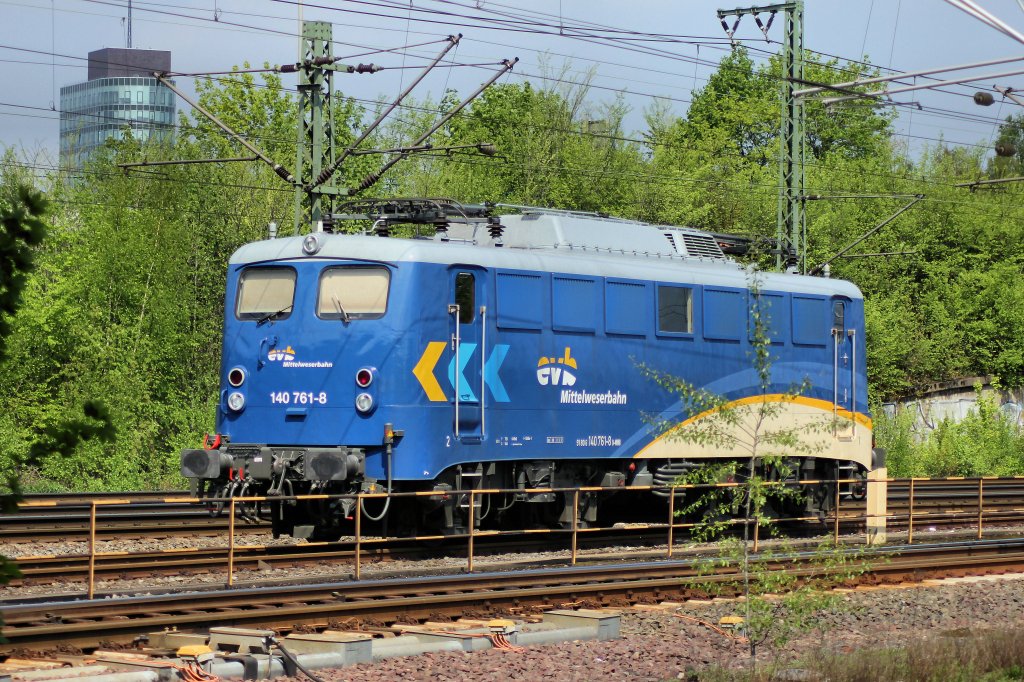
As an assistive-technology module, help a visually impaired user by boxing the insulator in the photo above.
[996,142,1017,157]
[357,172,381,192]
[487,218,504,242]
[974,91,995,106]
[375,220,391,238]
[348,63,379,74]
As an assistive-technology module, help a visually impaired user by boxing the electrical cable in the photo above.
[0,4,1007,138]
[4,26,1019,201]
[266,636,325,682]
[11,0,1006,118]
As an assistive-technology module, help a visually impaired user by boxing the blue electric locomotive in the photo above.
[181,200,872,538]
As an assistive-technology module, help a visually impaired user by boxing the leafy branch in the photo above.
[642,273,864,663]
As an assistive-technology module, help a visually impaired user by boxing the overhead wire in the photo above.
[0,80,1006,193]
[9,0,1004,115]
[8,0,1011,138]
[2,49,1007,168]
[391,0,1009,104]
[3,35,1014,151]
[13,126,1024,237]
[1,2,1018,194]
[2,1,1015,228]
[3,77,998,178]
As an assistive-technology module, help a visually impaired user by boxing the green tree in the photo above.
[987,112,1024,179]
[383,74,648,216]
[0,181,113,638]
[644,48,895,236]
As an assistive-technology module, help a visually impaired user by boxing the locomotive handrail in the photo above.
[450,302,461,439]
[480,304,487,438]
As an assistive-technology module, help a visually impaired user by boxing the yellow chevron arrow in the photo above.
[413,341,447,402]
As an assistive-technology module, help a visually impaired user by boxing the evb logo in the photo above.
[537,347,578,386]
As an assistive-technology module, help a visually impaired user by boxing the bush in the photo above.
[873,405,918,477]
[875,389,1024,478]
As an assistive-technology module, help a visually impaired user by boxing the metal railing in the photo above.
[15,475,1024,598]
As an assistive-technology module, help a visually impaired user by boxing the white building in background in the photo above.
[882,375,1024,433]
[59,48,175,169]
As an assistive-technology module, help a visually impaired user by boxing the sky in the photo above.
[3,0,1024,167]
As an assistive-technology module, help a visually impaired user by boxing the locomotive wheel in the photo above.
[810,461,840,517]
[761,460,805,520]
[850,469,868,500]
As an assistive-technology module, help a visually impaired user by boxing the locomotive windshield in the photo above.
[236,267,296,320]
[317,266,390,320]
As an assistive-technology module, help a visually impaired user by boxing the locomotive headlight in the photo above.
[355,392,374,413]
[227,391,246,412]
[302,232,322,255]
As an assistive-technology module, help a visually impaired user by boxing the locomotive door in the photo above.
[448,267,487,443]
[831,298,855,440]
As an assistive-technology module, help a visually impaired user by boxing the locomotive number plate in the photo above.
[270,391,328,405]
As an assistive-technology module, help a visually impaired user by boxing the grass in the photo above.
[694,627,1024,681]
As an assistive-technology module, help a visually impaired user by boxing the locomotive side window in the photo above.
[236,267,296,320]
[455,272,475,324]
[317,267,390,319]
[657,285,693,334]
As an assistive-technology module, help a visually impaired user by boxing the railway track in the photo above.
[9,511,1024,590]
[8,529,662,585]
[5,479,1024,544]
[5,479,1024,591]
[3,538,1024,653]
[1,492,269,541]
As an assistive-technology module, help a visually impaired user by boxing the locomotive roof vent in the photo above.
[471,213,733,264]
[663,228,728,260]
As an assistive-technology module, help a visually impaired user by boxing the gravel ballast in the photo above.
[278,574,1024,681]
[4,536,1024,679]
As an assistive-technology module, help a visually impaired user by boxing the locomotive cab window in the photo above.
[236,267,296,321]
[455,272,475,324]
[832,300,845,331]
[317,267,390,320]
[657,285,693,334]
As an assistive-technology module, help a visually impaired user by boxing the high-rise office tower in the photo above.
[59,48,175,169]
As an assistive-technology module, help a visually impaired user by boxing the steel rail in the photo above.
[3,539,1024,651]
[1,492,269,541]
[14,497,1024,587]
[7,479,1024,541]
[7,528,703,583]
